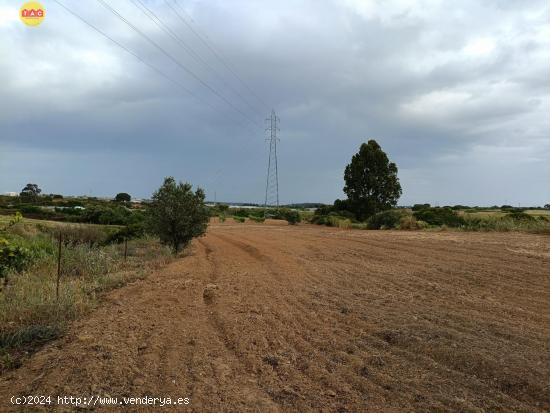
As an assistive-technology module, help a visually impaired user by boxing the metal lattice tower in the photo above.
[264,110,280,208]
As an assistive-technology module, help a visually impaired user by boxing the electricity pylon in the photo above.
[264,110,280,208]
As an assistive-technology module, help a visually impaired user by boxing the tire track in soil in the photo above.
[207,225,550,411]
[195,237,282,412]
[199,233,361,411]
[0,224,548,412]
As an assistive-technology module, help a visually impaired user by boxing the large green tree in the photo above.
[343,140,402,220]
[115,192,131,202]
[20,183,41,200]
[147,177,209,254]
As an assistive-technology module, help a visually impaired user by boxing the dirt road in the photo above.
[1,223,549,412]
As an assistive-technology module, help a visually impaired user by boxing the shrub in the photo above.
[506,212,535,221]
[314,205,336,216]
[367,210,406,230]
[310,214,329,225]
[218,214,226,223]
[336,218,352,229]
[283,209,301,225]
[398,215,428,230]
[104,223,146,245]
[413,207,465,227]
[233,216,245,223]
[147,177,209,254]
[412,203,430,211]
[249,215,265,223]
[0,238,31,280]
[232,209,250,218]
[18,205,42,214]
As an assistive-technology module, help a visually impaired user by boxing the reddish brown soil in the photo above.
[1,222,549,412]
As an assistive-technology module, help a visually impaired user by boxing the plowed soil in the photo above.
[1,222,549,412]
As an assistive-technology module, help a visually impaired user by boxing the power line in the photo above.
[51,0,256,135]
[130,0,263,118]
[96,0,262,129]
[169,0,271,112]
[264,110,280,207]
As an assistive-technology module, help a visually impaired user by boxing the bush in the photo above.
[249,215,265,223]
[310,213,352,227]
[0,238,31,280]
[18,205,42,214]
[413,207,465,227]
[283,209,301,225]
[367,210,406,230]
[147,177,209,254]
[335,218,352,229]
[314,204,336,216]
[80,206,132,225]
[104,223,146,245]
[233,216,245,223]
[218,214,226,223]
[310,214,330,225]
[232,208,250,218]
[412,203,430,211]
[398,215,428,230]
[506,212,535,221]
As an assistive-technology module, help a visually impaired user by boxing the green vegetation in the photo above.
[146,177,209,253]
[310,140,402,224]
[0,178,211,371]
[308,203,550,233]
[413,207,465,227]
[367,210,406,229]
[114,192,131,202]
[207,204,304,225]
[19,183,41,202]
[0,213,173,373]
[342,140,402,220]
[282,209,301,225]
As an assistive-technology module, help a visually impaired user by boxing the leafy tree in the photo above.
[544,204,550,210]
[147,177,209,253]
[343,140,402,220]
[115,192,131,202]
[20,183,42,200]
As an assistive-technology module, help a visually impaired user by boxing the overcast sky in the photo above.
[1,0,549,206]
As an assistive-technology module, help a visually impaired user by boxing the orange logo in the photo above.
[20,2,45,27]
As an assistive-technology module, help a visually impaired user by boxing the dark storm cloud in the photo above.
[0,0,549,205]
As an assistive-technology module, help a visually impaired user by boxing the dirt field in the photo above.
[0,222,549,412]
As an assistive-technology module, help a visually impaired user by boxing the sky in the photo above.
[1,0,549,206]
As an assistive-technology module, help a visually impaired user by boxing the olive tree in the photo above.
[147,177,209,254]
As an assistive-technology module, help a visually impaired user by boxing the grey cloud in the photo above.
[0,0,549,205]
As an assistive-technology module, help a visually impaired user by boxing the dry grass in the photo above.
[0,218,172,373]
